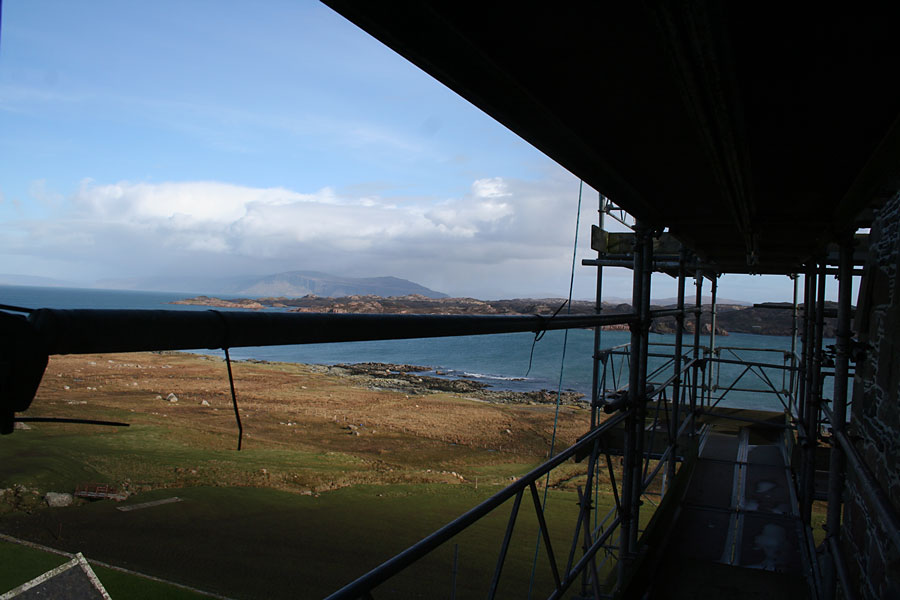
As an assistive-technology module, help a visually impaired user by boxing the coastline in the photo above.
[324,361,585,405]
[170,294,828,337]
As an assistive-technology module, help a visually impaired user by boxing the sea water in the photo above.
[1,284,832,411]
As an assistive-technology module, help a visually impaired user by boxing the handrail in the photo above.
[646,358,698,401]
[714,345,798,354]
[324,410,630,599]
[706,356,797,371]
[25,308,639,355]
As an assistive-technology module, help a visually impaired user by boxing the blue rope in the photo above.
[527,180,583,598]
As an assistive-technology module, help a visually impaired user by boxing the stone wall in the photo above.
[845,192,900,598]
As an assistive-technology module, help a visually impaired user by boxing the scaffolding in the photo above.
[2,202,889,599]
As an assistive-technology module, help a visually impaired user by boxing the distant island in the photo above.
[171,295,836,337]
[97,270,449,298]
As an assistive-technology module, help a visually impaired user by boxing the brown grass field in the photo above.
[0,352,612,598]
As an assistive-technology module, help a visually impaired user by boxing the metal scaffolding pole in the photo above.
[803,261,827,523]
[797,267,813,513]
[789,274,799,412]
[590,195,606,429]
[707,276,718,407]
[22,309,637,355]
[620,228,642,569]
[691,267,703,438]
[823,238,854,600]
[666,249,687,489]
[633,226,653,531]
[798,268,813,427]
[619,222,651,579]
[584,193,606,598]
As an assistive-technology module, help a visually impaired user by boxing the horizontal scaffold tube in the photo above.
[27,308,640,355]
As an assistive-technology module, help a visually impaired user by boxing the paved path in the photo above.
[0,533,235,600]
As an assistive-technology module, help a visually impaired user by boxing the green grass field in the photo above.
[1,353,613,599]
[1,484,615,599]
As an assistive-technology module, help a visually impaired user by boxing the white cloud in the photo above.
[471,177,511,199]
[1,172,612,298]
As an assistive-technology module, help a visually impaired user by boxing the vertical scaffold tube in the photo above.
[823,237,853,600]
[798,268,812,428]
[619,222,650,582]
[632,229,653,516]
[803,261,826,523]
[707,276,718,407]
[812,262,827,517]
[632,226,653,549]
[790,275,799,414]
[667,249,687,489]
[584,194,605,597]
[825,236,853,598]
[691,267,703,437]
[590,195,606,429]
[798,265,815,518]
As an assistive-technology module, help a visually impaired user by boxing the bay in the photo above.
[1,284,825,411]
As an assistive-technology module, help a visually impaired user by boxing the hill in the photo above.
[223,271,447,298]
[97,270,447,299]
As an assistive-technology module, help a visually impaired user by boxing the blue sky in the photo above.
[0,0,806,302]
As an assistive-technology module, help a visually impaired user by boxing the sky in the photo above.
[0,1,811,302]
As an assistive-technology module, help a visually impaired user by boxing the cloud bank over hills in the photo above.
[2,171,605,299]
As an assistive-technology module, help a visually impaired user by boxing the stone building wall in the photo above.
[845,192,900,598]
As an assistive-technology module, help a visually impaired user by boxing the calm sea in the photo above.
[1,284,827,411]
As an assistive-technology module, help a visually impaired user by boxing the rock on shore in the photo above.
[328,362,585,406]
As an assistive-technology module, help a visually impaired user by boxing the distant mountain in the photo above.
[96,271,448,299]
[221,271,447,298]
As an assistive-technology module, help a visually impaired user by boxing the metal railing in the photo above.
[324,411,629,600]
[1,289,704,600]
[325,345,702,599]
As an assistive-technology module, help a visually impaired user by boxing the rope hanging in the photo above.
[224,347,243,451]
[527,179,584,598]
[210,309,243,451]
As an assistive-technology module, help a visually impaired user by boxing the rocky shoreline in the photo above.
[325,362,586,406]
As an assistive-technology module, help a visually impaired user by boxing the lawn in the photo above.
[0,352,610,599]
[1,485,615,599]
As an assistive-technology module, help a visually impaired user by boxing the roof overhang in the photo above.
[323,1,900,274]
